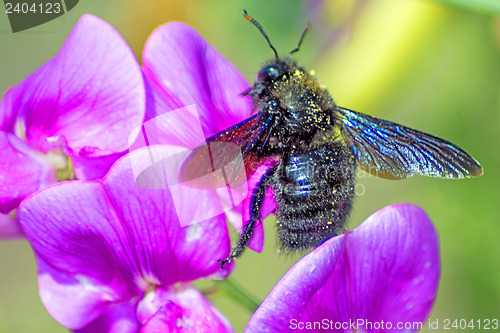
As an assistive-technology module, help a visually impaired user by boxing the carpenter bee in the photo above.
[181,11,483,268]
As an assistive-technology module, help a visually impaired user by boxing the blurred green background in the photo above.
[0,0,499,332]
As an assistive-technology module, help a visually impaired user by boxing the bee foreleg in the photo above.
[218,166,277,268]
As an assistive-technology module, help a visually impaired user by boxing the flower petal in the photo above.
[0,88,21,132]
[132,98,208,154]
[13,14,144,156]
[131,88,249,227]
[138,285,233,333]
[0,213,23,239]
[38,258,136,330]
[72,152,124,180]
[0,131,56,214]
[239,162,278,253]
[73,302,140,333]
[20,179,141,293]
[140,76,208,150]
[142,22,252,137]
[246,204,440,333]
[101,146,234,283]
[18,146,233,327]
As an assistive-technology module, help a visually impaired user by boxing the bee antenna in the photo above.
[243,10,279,60]
[288,23,311,57]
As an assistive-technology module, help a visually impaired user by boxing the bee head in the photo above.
[245,58,299,99]
[258,63,283,82]
[257,59,295,83]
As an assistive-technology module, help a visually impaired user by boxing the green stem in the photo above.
[214,278,260,313]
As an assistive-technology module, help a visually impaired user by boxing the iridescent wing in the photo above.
[335,107,483,179]
[180,112,275,187]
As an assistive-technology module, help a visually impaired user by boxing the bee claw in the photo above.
[218,257,231,269]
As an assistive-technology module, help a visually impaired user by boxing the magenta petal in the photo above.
[239,163,278,253]
[132,98,209,153]
[0,213,23,239]
[72,152,124,180]
[0,131,56,213]
[138,285,233,333]
[100,147,234,283]
[246,222,264,253]
[140,76,210,150]
[18,145,232,286]
[18,146,233,328]
[246,204,440,333]
[74,303,140,333]
[0,88,21,132]
[16,14,144,156]
[143,22,252,137]
[38,258,133,330]
[19,180,140,293]
[246,186,276,253]
[336,204,440,324]
[139,307,176,333]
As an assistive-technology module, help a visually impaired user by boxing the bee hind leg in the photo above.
[218,166,277,269]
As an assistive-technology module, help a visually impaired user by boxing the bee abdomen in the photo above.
[276,183,354,250]
[272,143,356,250]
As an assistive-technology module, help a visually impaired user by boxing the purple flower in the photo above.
[138,22,278,253]
[0,15,145,236]
[17,146,234,332]
[245,204,440,333]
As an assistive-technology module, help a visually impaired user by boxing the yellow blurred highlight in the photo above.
[109,0,193,60]
[319,0,451,111]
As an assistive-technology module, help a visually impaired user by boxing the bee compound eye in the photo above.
[258,64,281,81]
